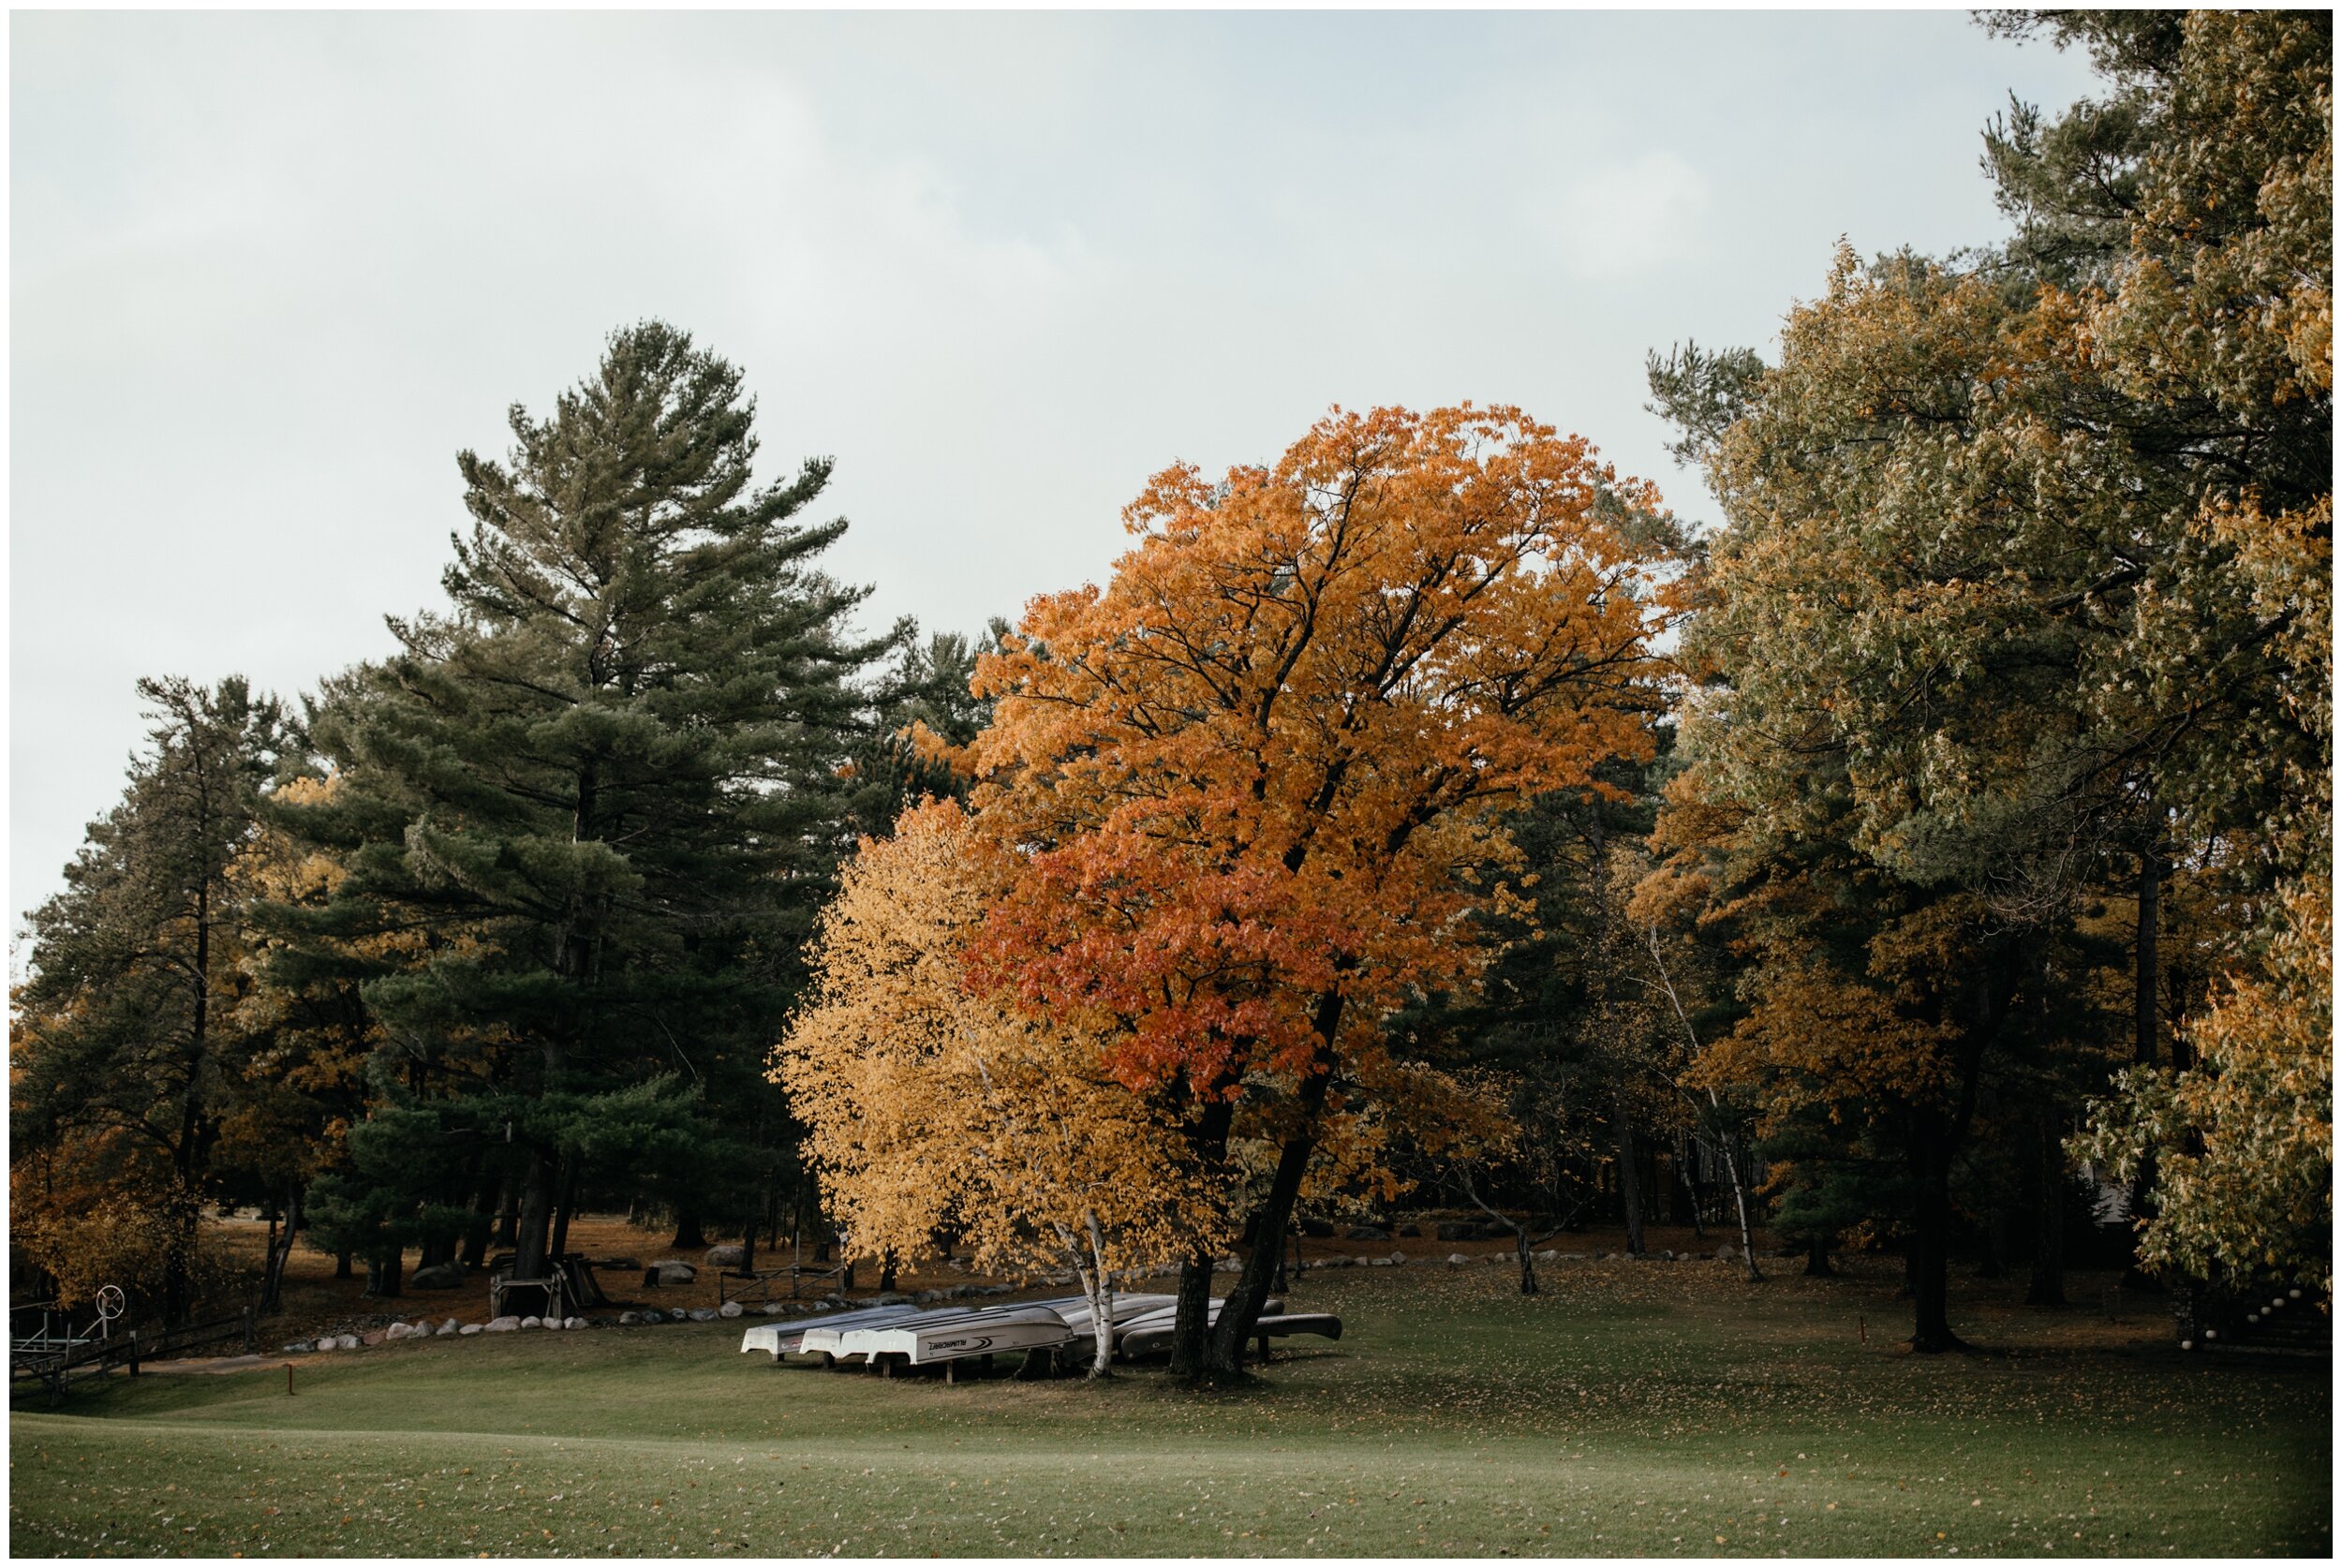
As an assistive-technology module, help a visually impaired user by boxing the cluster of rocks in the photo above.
[279,1313,612,1353]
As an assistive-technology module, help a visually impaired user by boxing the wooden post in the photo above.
[127,1332,141,1377]
[286,1363,296,1397]
[944,1359,956,1385]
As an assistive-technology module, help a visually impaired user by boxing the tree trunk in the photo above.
[461,1170,497,1271]
[879,1250,899,1294]
[1514,1224,1540,1295]
[549,1158,579,1262]
[1203,1013,1343,1379]
[261,1184,301,1314]
[1166,1252,1219,1380]
[670,1208,707,1250]
[1803,1235,1833,1277]
[1907,1121,1965,1353]
[335,1250,354,1280]
[2026,1108,2068,1307]
[1614,1091,1646,1256]
[1080,1211,1115,1380]
[1167,1094,1237,1375]
[2136,844,2160,1067]
[513,1139,556,1281]
[1674,1147,1708,1238]
[1718,1126,1764,1281]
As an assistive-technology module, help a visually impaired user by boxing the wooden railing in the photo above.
[11,1307,258,1405]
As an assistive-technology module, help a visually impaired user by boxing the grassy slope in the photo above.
[10,1261,2328,1558]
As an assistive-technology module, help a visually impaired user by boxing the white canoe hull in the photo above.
[843,1305,1075,1366]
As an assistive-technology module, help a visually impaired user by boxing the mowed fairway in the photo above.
[11,1262,2328,1558]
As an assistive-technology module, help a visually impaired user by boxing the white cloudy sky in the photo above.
[8,8,2102,931]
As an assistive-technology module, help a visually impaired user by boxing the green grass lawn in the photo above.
[10,1260,2328,1557]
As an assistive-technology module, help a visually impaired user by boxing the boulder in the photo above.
[1389,1251,1407,1265]
[1368,1257,1394,1267]
[459,1324,482,1336]
[1534,1250,1559,1264]
[1297,1218,1337,1239]
[688,1308,719,1323]
[872,1292,914,1306]
[563,1316,586,1329]
[384,1323,411,1341]
[1446,1252,1472,1267]
[1344,1225,1391,1242]
[758,1302,786,1314]
[670,1309,693,1323]
[484,1316,520,1333]
[335,1334,361,1350]
[437,1320,461,1336]
[281,1341,312,1354]
[1397,1223,1422,1238]
[645,1261,696,1286]
[718,1300,744,1319]
[408,1263,465,1290]
[361,1329,387,1346]
[519,1315,542,1329]
[617,1311,641,1325]
[704,1245,748,1269]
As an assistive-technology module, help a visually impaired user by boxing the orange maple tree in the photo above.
[962,403,1680,1375]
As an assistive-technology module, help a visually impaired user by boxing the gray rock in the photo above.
[718,1300,744,1319]
[337,1334,362,1350]
[1446,1252,1471,1267]
[670,1309,693,1323]
[872,1292,915,1306]
[1344,1225,1391,1242]
[518,1315,542,1329]
[645,1261,697,1286]
[1389,1251,1407,1265]
[563,1316,586,1329]
[1369,1256,1394,1267]
[1297,1217,1337,1239]
[688,1307,719,1323]
[408,1263,466,1290]
[704,1245,747,1269]
[617,1311,641,1325]
[458,1324,482,1336]
[384,1323,411,1341]
[1397,1223,1422,1238]
[758,1302,786,1314]
[437,1320,461,1336]
[484,1316,520,1333]
[282,1340,314,1354]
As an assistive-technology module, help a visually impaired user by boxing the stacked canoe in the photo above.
[739,1292,1341,1373]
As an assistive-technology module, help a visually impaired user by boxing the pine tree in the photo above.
[266,322,900,1284]
[12,676,289,1322]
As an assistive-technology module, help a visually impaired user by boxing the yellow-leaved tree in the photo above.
[771,801,1216,1376]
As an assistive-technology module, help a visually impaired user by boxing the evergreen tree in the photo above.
[12,676,289,1322]
[265,322,900,1283]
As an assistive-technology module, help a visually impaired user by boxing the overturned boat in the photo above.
[739,1302,926,1363]
[1118,1304,1338,1360]
[841,1301,1078,1368]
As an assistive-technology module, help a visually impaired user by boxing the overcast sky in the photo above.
[9,8,2103,933]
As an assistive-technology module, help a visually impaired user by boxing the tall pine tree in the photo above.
[267,323,899,1283]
